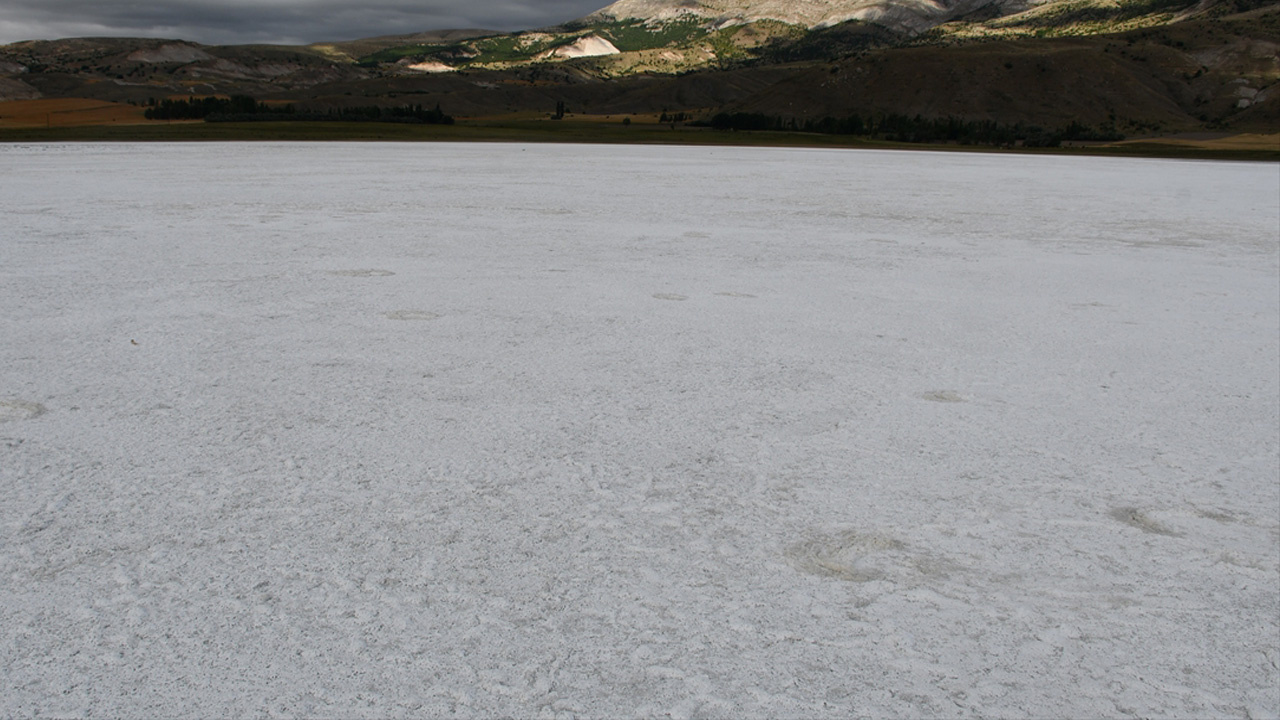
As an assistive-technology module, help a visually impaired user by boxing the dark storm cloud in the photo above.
[0,0,611,46]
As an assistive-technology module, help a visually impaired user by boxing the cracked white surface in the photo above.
[1,142,1277,718]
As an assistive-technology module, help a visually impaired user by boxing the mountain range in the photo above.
[1,0,1276,136]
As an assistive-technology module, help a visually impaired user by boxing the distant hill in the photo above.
[0,0,1276,136]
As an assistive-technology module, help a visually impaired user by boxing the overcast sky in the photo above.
[0,0,615,46]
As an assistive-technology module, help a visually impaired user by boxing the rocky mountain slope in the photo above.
[584,0,1026,34]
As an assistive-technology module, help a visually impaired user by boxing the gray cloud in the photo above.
[0,0,612,46]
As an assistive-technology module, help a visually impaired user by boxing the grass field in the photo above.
[1,99,1276,161]
[1109,133,1280,154]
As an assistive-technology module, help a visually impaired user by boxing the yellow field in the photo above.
[0,98,156,128]
[1109,133,1280,153]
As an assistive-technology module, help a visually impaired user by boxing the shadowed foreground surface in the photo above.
[1,143,1277,717]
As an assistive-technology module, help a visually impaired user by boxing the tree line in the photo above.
[707,111,1124,147]
[318,104,454,125]
[145,96,454,125]
[144,95,288,120]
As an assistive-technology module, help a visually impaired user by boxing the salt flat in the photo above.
[1,142,1277,718]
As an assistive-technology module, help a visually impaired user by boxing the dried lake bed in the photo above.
[1,143,1278,717]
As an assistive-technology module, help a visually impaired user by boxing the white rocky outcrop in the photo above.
[405,60,457,73]
[539,35,621,59]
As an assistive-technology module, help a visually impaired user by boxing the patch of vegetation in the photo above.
[1206,0,1280,16]
[356,33,557,67]
[306,103,454,124]
[206,105,454,124]
[144,95,453,125]
[145,95,289,120]
[709,110,1125,147]
[707,112,788,131]
[997,0,1199,29]
[364,20,717,69]
[706,29,749,65]
[357,43,453,65]
[750,21,902,62]
[467,35,555,64]
[592,18,709,52]
[372,33,579,68]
